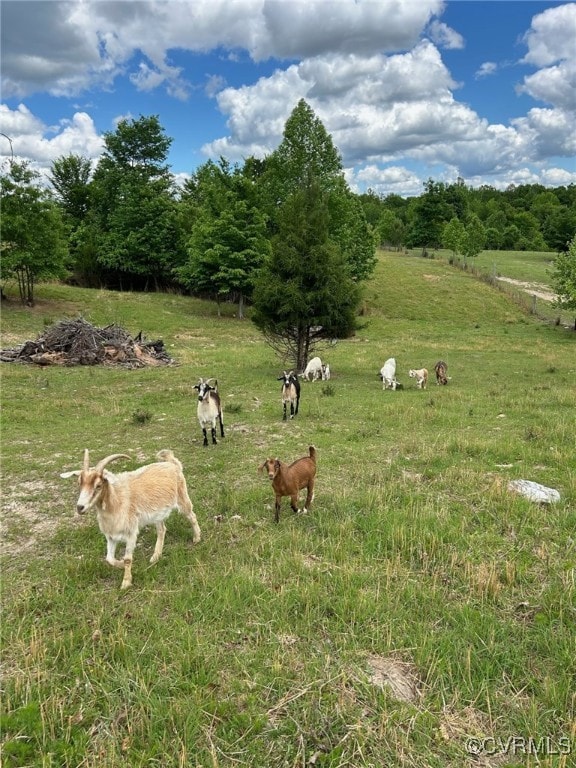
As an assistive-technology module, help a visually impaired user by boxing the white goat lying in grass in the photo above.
[61,449,201,589]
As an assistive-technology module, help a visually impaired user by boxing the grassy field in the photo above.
[1,250,575,767]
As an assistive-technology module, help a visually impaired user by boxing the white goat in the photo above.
[60,449,201,589]
[194,378,224,446]
[380,357,398,390]
[409,368,428,389]
[301,356,324,381]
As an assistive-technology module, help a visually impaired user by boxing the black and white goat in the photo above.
[194,378,224,446]
[278,371,300,420]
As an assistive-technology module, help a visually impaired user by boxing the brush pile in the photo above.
[0,317,174,368]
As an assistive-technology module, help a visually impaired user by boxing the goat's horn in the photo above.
[83,449,90,471]
[95,454,131,472]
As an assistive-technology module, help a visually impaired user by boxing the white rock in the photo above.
[508,479,560,504]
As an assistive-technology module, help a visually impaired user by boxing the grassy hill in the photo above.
[1,250,574,767]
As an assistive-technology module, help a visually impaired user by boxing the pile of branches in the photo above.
[0,317,174,368]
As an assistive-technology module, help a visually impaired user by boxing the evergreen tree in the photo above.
[264,100,376,281]
[252,180,361,371]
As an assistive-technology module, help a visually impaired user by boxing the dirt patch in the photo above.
[366,654,422,703]
[0,478,69,558]
[496,277,557,303]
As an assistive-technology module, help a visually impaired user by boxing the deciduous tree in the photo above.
[0,161,68,305]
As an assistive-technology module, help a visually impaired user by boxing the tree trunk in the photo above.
[238,293,244,319]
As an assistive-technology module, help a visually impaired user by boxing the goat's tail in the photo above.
[308,445,317,462]
[157,449,183,470]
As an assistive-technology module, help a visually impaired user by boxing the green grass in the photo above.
[1,251,575,767]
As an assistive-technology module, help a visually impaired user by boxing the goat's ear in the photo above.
[274,459,281,471]
[60,470,80,479]
[101,469,114,482]
[258,461,266,473]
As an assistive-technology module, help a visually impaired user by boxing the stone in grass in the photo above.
[508,479,560,504]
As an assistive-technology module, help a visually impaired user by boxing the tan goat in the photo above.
[60,449,200,589]
[409,367,428,389]
[259,445,317,523]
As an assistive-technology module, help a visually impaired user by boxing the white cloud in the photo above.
[1,0,574,197]
[0,104,103,170]
[426,20,465,50]
[521,3,576,67]
[476,62,498,79]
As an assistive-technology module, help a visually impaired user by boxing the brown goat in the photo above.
[259,445,317,523]
[434,360,449,385]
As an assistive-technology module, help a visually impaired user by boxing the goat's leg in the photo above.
[303,479,315,513]
[211,425,218,444]
[120,534,137,589]
[150,521,166,565]
[275,497,281,523]
[219,413,225,438]
[202,427,209,447]
[178,484,201,543]
[282,402,287,421]
[290,401,295,419]
[290,494,299,514]
[105,537,125,568]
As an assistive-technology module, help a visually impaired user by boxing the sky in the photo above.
[1,0,575,197]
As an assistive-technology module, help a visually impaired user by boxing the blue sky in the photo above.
[1,1,575,197]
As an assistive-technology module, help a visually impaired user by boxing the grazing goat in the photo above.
[409,368,428,389]
[434,360,449,385]
[301,356,324,381]
[194,377,224,445]
[300,356,330,382]
[278,370,300,420]
[380,357,398,390]
[259,445,317,523]
[60,450,201,589]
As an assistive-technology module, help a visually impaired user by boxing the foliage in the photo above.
[550,234,576,328]
[49,154,92,225]
[406,179,453,250]
[264,100,376,282]
[0,161,68,304]
[252,180,361,371]
[177,159,271,317]
[460,213,486,259]
[86,115,184,290]
[442,217,466,257]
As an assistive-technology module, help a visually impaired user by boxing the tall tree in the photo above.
[252,180,361,371]
[49,154,92,224]
[406,179,452,251]
[0,161,68,305]
[264,100,376,282]
[178,161,270,317]
[87,115,184,289]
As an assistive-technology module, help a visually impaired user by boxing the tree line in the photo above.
[1,100,575,345]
